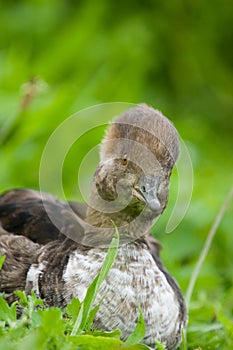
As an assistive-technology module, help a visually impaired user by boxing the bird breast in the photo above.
[62,242,183,348]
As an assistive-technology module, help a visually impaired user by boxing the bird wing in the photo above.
[0,189,89,303]
[0,189,87,245]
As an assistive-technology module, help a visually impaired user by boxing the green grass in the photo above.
[0,1,233,348]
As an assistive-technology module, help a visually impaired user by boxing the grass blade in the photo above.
[0,255,6,270]
[125,305,146,345]
[185,186,233,310]
[71,302,84,336]
[72,226,119,335]
[85,303,101,331]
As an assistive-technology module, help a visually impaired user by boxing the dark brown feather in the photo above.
[0,232,40,303]
[0,189,86,245]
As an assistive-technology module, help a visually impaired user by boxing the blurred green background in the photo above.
[0,0,233,348]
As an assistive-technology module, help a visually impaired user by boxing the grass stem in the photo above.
[185,186,233,310]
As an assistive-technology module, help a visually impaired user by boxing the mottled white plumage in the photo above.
[26,241,184,349]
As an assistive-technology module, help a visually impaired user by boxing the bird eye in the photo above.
[121,154,128,166]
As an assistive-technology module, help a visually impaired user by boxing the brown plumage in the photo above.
[0,105,187,349]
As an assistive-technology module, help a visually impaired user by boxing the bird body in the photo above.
[0,105,187,349]
[0,228,185,349]
[63,242,183,349]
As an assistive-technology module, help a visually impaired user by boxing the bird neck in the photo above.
[84,197,155,246]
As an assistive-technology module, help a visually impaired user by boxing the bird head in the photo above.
[91,105,179,220]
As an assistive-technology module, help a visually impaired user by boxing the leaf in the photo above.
[66,297,81,322]
[85,329,122,339]
[218,315,233,330]
[121,345,151,350]
[155,340,166,350]
[39,308,64,337]
[30,309,44,329]
[71,302,84,336]
[85,302,101,331]
[0,255,6,270]
[0,296,17,327]
[69,334,123,349]
[14,290,28,307]
[181,330,187,350]
[72,227,119,335]
[125,305,146,345]
[27,291,44,313]
[14,290,44,320]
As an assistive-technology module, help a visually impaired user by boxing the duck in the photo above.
[0,104,187,349]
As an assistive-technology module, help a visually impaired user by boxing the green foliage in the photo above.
[0,256,6,270]
[125,306,146,345]
[0,1,233,349]
[0,297,17,328]
[155,341,166,350]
